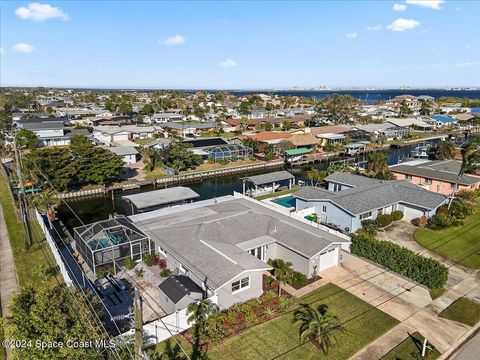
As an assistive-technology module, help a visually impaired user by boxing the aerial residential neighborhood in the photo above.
[1,1,480,360]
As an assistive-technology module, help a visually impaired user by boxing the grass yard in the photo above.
[0,172,57,286]
[381,332,441,360]
[438,297,480,326]
[153,283,399,360]
[413,206,480,269]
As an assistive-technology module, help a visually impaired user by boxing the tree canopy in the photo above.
[315,94,362,124]
[15,128,38,149]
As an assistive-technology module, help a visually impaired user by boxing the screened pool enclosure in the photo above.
[193,143,254,162]
[74,217,153,275]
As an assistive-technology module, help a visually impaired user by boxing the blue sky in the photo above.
[1,1,479,89]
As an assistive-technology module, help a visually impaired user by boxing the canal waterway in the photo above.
[58,139,445,231]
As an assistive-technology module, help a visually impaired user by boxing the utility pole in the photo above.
[12,136,32,249]
[134,287,143,360]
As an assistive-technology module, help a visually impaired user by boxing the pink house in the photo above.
[390,159,480,196]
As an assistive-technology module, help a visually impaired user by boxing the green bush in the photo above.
[143,254,153,266]
[375,214,393,228]
[449,198,473,220]
[291,271,308,288]
[361,219,378,237]
[124,258,135,270]
[160,268,172,277]
[427,213,462,229]
[391,210,404,221]
[350,233,448,289]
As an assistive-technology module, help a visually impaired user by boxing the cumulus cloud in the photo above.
[220,59,237,67]
[387,18,420,32]
[163,35,186,46]
[393,3,407,11]
[406,0,445,10]
[346,32,358,39]
[11,43,36,53]
[15,3,69,22]
[367,25,382,31]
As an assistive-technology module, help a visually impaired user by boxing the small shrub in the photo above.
[124,258,135,270]
[414,215,428,227]
[449,198,473,219]
[391,210,404,221]
[134,269,145,278]
[427,213,462,229]
[291,271,307,288]
[375,214,393,228]
[96,270,105,279]
[142,254,153,266]
[158,258,167,269]
[361,219,378,237]
[160,268,172,277]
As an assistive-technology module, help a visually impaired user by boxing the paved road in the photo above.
[0,207,19,360]
[451,331,480,360]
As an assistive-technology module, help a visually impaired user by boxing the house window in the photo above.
[231,276,250,293]
[322,205,327,213]
[405,174,412,180]
[333,183,341,192]
[424,178,432,184]
[360,211,372,220]
[450,183,457,189]
[249,246,266,261]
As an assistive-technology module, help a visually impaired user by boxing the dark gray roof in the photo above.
[158,275,203,304]
[243,170,295,186]
[106,146,138,156]
[161,122,216,130]
[390,160,480,186]
[122,187,199,210]
[21,121,64,131]
[295,175,447,215]
[325,172,382,187]
[130,197,347,289]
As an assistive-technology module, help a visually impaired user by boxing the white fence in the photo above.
[121,295,218,345]
[34,209,73,285]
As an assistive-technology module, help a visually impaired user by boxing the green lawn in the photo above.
[153,283,399,360]
[438,297,480,326]
[413,207,480,269]
[381,332,441,360]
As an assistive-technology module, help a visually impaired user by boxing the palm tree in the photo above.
[306,168,326,187]
[293,304,344,354]
[31,190,60,222]
[187,299,217,325]
[449,142,480,208]
[267,258,294,295]
[367,152,389,176]
[434,141,455,160]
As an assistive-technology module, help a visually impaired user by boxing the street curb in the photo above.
[440,322,480,359]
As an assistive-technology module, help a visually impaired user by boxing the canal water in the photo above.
[57,139,441,231]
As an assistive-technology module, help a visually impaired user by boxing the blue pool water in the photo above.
[272,195,296,208]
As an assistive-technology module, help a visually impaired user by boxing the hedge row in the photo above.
[350,234,448,289]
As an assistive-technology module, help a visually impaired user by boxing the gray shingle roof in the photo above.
[390,160,480,186]
[122,187,199,210]
[242,170,295,186]
[22,121,64,131]
[106,146,139,156]
[130,198,347,289]
[296,174,447,215]
[325,172,382,188]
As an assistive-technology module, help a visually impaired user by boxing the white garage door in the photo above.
[403,206,425,221]
[318,247,339,272]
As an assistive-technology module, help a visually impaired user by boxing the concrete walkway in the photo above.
[0,207,19,360]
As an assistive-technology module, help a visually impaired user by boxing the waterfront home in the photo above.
[242,170,295,196]
[20,120,71,147]
[390,159,480,195]
[159,121,216,137]
[294,172,448,232]
[386,117,434,131]
[288,133,319,149]
[353,123,411,141]
[183,137,254,163]
[127,195,350,310]
[246,131,292,145]
[317,133,345,147]
[106,146,139,164]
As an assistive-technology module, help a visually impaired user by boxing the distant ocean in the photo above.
[230,89,480,104]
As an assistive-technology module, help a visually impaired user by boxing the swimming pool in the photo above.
[272,195,296,208]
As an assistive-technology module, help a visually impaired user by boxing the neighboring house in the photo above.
[106,146,139,164]
[144,138,172,150]
[183,137,254,163]
[353,123,410,141]
[122,187,200,213]
[93,126,157,145]
[390,159,480,195]
[288,133,319,149]
[20,120,71,147]
[317,133,345,147]
[246,131,292,145]
[160,122,216,137]
[128,195,350,311]
[386,118,434,131]
[149,113,184,123]
[294,172,448,232]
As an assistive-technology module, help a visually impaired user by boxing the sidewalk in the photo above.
[0,207,19,360]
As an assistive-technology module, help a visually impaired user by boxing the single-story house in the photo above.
[386,118,434,131]
[183,137,254,162]
[93,126,158,146]
[106,146,139,164]
[353,123,410,140]
[128,195,350,311]
[20,120,71,147]
[294,172,448,232]
[122,186,200,213]
[160,122,216,137]
[150,113,184,123]
[390,159,480,195]
[288,133,319,149]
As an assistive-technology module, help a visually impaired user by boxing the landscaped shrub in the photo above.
[158,258,167,269]
[427,213,462,230]
[142,254,153,266]
[291,271,308,288]
[360,219,378,237]
[375,214,393,228]
[160,268,172,277]
[413,215,428,227]
[124,258,135,270]
[449,198,474,220]
[350,233,448,289]
[391,210,404,221]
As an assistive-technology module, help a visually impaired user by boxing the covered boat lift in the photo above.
[241,170,295,197]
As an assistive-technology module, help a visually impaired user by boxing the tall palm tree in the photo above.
[293,304,344,354]
[31,190,60,222]
[367,152,389,176]
[306,168,326,187]
[187,299,217,325]
[449,142,480,208]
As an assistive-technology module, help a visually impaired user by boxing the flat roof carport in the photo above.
[122,186,200,213]
[241,170,295,197]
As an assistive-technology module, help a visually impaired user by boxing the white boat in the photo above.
[246,183,281,196]
[411,145,430,159]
